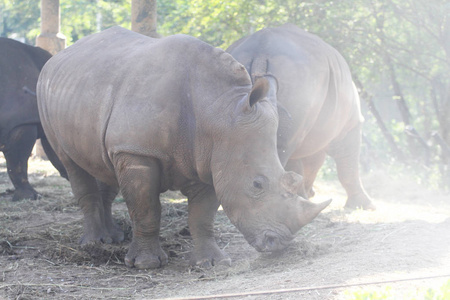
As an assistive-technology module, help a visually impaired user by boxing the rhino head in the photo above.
[211,76,331,252]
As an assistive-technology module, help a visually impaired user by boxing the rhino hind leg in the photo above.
[40,136,68,180]
[96,180,124,243]
[3,125,39,201]
[328,125,375,210]
[182,183,231,268]
[115,154,168,269]
[60,158,116,244]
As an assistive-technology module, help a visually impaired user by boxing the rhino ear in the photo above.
[248,77,270,108]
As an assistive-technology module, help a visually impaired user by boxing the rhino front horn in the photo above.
[298,198,332,228]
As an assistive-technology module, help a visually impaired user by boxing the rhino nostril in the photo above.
[250,232,290,252]
[266,236,276,247]
[264,232,279,249]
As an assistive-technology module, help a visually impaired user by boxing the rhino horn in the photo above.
[297,198,332,228]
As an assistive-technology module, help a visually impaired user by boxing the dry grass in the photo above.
[1,155,450,299]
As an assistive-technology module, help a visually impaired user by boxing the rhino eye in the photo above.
[253,180,263,189]
[252,175,267,190]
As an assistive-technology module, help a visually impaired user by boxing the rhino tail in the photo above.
[23,86,37,96]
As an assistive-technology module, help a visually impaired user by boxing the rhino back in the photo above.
[38,26,251,187]
[228,24,363,158]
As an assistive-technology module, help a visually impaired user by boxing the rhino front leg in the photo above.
[328,124,375,210]
[115,154,168,269]
[300,151,327,198]
[285,151,327,199]
[182,183,231,268]
[3,125,39,201]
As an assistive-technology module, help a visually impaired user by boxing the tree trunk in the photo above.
[354,77,405,161]
[36,0,66,160]
[132,0,159,38]
[383,53,430,164]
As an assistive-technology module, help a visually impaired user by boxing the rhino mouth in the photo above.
[249,230,293,252]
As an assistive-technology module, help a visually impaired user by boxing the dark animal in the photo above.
[227,24,375,210]
[0,37,67,201]
[37,26,331,269]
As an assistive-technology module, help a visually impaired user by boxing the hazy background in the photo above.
[2,0,449,190]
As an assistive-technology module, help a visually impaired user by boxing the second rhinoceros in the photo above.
[0,37,67,201]
[37,26,330,269]
[227,24,375,210]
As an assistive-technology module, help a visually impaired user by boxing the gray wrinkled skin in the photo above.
[227,24,375,210]
[37,26,330,269]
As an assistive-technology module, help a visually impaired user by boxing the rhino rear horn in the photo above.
[281,171,303,195]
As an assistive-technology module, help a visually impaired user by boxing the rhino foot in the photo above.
[193,256,232,269]
[79,215,124,245]
[190,245,231,269]
[106,224,125,243]
[345,194,376,210]
[12,187,40,202]
[124,242,168,269]
[79,230,114,245]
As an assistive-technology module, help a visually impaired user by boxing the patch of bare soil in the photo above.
[0,157,449,299]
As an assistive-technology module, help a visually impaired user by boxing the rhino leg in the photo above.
[115,154,168,269]
[301,151,327,198]
[328,125,375,210]
[182,183,231,268]
[286,151,327,199]
[96,180,124,243]
[63,159,114,244]
[3,125,39,201]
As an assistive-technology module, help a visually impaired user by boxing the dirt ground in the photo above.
[0,155,449,300]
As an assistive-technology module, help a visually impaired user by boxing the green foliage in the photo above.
[1,0,40,43]
[113,197,125,203]
[61,0,131,45]
[344,280,450,300]
[1,0,130,45]
[345,286,394,300]
[422,280,450,300]
[159,0,365,50]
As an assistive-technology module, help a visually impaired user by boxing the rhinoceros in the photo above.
[0,37,67,201]
[37,26,331,269]
[227,24,375,210]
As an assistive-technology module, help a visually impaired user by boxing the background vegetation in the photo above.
[345,279,450,300]
[1,0,449,189]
